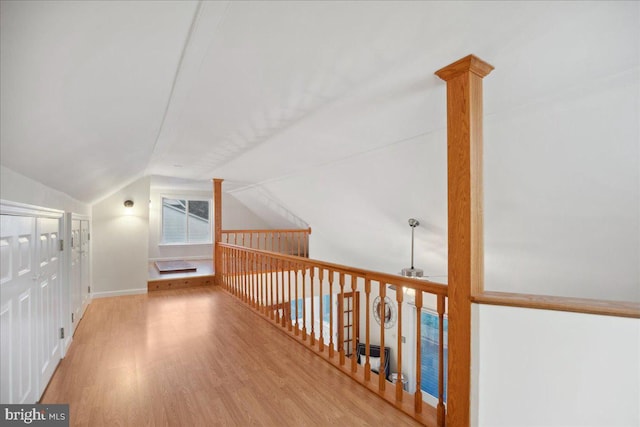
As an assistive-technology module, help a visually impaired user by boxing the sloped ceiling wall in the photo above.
[222,2,640,302]
[1,1,638,301]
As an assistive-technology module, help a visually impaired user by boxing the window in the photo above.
[161,198,211,244]
[420,310,448,401]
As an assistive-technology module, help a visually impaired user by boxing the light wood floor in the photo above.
[42,287,421,426]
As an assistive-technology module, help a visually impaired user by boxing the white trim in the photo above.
[62,336,73,356]
[149,255,212,262]
[0,199,64,218]
[92,288,148,299]
[71,213,91,221]
[157,242,212,247]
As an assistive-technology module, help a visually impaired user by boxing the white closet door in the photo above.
[70,219,81,333]
[79,220,90,316]
[0,215,38,404]
[36,217,61,397]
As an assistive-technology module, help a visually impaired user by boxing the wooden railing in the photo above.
[219,243,448,427]
[221,228,311,257]
[213,54,494,426]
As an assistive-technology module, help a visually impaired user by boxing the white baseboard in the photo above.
[92,288,148,299]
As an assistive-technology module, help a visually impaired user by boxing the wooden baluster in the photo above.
[328,270,335,358]
[224,247,228,289]
[273,258,278,323]
[302,266,307,340]
[310,267,315,346]
[249,252,253,304]
[232,249,236,292]
[237,248,241,298]
[379,282,386,392]
[245,250,249,303]
[437,295,446,427]
[251,252,256,308]
[254,252,258,309]
[277,232,281,254]
[289,232,293,255]
[260,253,266,315]
[294,264,300,335]
[287,263,293,331]
[318,268,324,352]
[241,232,245,248]
[254,253,258,308]
[241,250,246,301]
[338,273,345,366]
[351,275,358,374]
[280,260,286,327]
[271,232,274,253]
[396,287,404,402]
[220,247,225,288]
[269,257,278,321]
[414,290,423,413]
[364,279,371,381]
[304,232,308,257]
[297,232,301,257]
[241,249,246,299]
[236,248,240,297]
[229,247,234,294]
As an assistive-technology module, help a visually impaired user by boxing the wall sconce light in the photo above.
[401,218,424,278]
[124,200,134,208]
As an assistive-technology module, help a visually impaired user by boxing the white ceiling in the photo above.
[0,1,636,203]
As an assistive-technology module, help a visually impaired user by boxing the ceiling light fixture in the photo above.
[124,200,134,208]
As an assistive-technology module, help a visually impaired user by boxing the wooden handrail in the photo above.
[218,243,448,296]
[222,227,312,234]
[218,242,449,426]
[221,228,311,257]
[472,291,640,319]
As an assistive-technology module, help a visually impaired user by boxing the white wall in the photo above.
[91,176,150,297]
[472,304,640,427]
[253,2,639,302]
[0,165,90,215]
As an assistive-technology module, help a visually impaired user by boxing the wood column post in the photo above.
[435,54,493,427]
[213,178,224,286]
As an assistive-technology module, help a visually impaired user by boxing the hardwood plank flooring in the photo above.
[42,287,421,426]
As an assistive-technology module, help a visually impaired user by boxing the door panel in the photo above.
[70,220,81,332]
[0,215,37,404]
[36,217,61,397]
[80,221,90,316]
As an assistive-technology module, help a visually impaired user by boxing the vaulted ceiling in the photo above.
[3,1,629,202]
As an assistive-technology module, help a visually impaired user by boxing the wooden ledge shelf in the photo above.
[148,259,214,292]
[472,291,640,319]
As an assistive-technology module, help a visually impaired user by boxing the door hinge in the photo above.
[60,327,65,339]
[88,286,91,294]
[88,233,90,241]
[71,313,74,323]
[59,240,64,251]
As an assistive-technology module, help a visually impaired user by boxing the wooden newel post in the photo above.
[435,54,493,427]
[213,178,224,286]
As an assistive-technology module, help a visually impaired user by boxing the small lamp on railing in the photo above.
[401,218,424,278]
